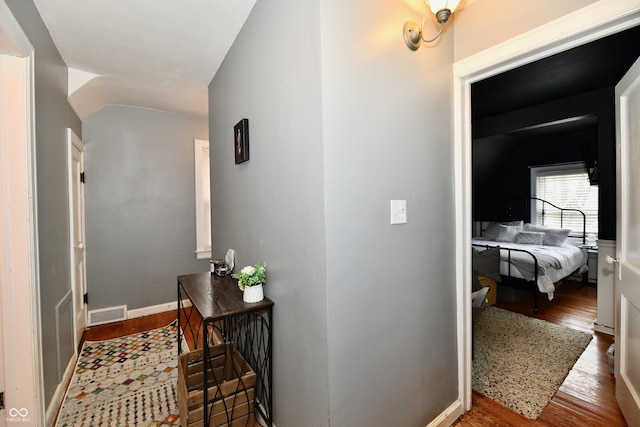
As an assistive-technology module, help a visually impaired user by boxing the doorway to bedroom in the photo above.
[464,22,640,426]
[471,24,640,321]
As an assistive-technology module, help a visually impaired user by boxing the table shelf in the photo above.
[177,272,273,426]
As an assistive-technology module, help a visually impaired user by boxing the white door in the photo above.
[614,56,640,425]
[69,129,87,349]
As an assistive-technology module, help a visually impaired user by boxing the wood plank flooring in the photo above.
[454,281,627,427]
[80,307,200,350]
[80,310,178,348]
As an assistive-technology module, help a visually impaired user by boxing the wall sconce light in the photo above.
[403,0,462,50]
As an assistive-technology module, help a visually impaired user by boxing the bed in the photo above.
[472,198,589,313]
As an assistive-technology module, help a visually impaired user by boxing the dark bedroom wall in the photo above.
[471,25,640,241]
[473,130,596,216]
[472,87,615,239]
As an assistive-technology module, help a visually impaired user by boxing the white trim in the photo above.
[255,412,277,427]
[67,128,87,353]
[86,299,194,327]
[594,323,615,336]
[596,240,617,336]
[453,0,640,80]
[0,5,43,422]
[424,399,463,427]
[453,0,640,413]
[0,0,33,57]
[27,51,44,427]
[194,139,211,259]
[453,61,473,412]
[126,299,192,320]
[45,353,76,426]
[196,249,212,260]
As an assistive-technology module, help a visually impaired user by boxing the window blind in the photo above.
[535,169,598,235]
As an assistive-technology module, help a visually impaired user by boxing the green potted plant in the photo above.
[232,262,266,302]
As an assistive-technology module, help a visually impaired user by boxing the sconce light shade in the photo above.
[403,0,462,50]
[427,0,462,16]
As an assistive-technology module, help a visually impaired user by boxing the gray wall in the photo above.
[322,1,457,424]
[6,0,82,406]
[82,106,209,311]
[209,0,329,424]
[209,0,456,425]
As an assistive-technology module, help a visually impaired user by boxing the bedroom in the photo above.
[470,24,640,320]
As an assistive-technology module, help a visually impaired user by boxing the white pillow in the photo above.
[514,231,545,245]
[524,223,571,246]
[495,224,523,242]
[484,220,523,240]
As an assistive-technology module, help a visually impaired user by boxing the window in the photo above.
[531,162,598,236]
[194,139,211,259]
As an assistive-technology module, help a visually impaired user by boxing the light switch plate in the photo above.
[390,200,407,224]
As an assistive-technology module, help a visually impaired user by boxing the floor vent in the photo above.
[88,305,127,326]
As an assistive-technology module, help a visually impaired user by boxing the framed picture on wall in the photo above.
[234,118,249,164]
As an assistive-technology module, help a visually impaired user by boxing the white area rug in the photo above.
[472,306,592,419]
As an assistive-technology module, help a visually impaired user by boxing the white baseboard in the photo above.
[125,299,192,320]
[46,353,77,426]
[254,401,276,427]
[594,321,615,336]
[425,399,464,427]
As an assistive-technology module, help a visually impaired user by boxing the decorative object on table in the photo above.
[211,250,234,276]
[232,262,266,303]
[225,248,235,273]
[211,259,227,276]
[55,321,187,427]
[472,306,592,419]
[234,118,249,164]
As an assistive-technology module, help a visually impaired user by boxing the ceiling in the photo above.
[472,25,640,121]
[471,25,640,187]
[30,5,640,124]
[33,0,257,120]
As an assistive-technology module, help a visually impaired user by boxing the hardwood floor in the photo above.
[80,310,177,348]
[80,307,201,351]
[454,281,628,427]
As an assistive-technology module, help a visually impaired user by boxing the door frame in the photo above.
[453,0,640,411]
[0,0,44,423]
[68,129,87,351]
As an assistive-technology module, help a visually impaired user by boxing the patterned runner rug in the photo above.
[472,306,593,419]
[56,321,185,426]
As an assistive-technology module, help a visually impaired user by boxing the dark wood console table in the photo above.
[177,272,273,426]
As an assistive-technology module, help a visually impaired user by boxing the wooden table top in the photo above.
[178,271,273,321]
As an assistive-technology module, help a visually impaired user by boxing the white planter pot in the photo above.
[243,283,264,303]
